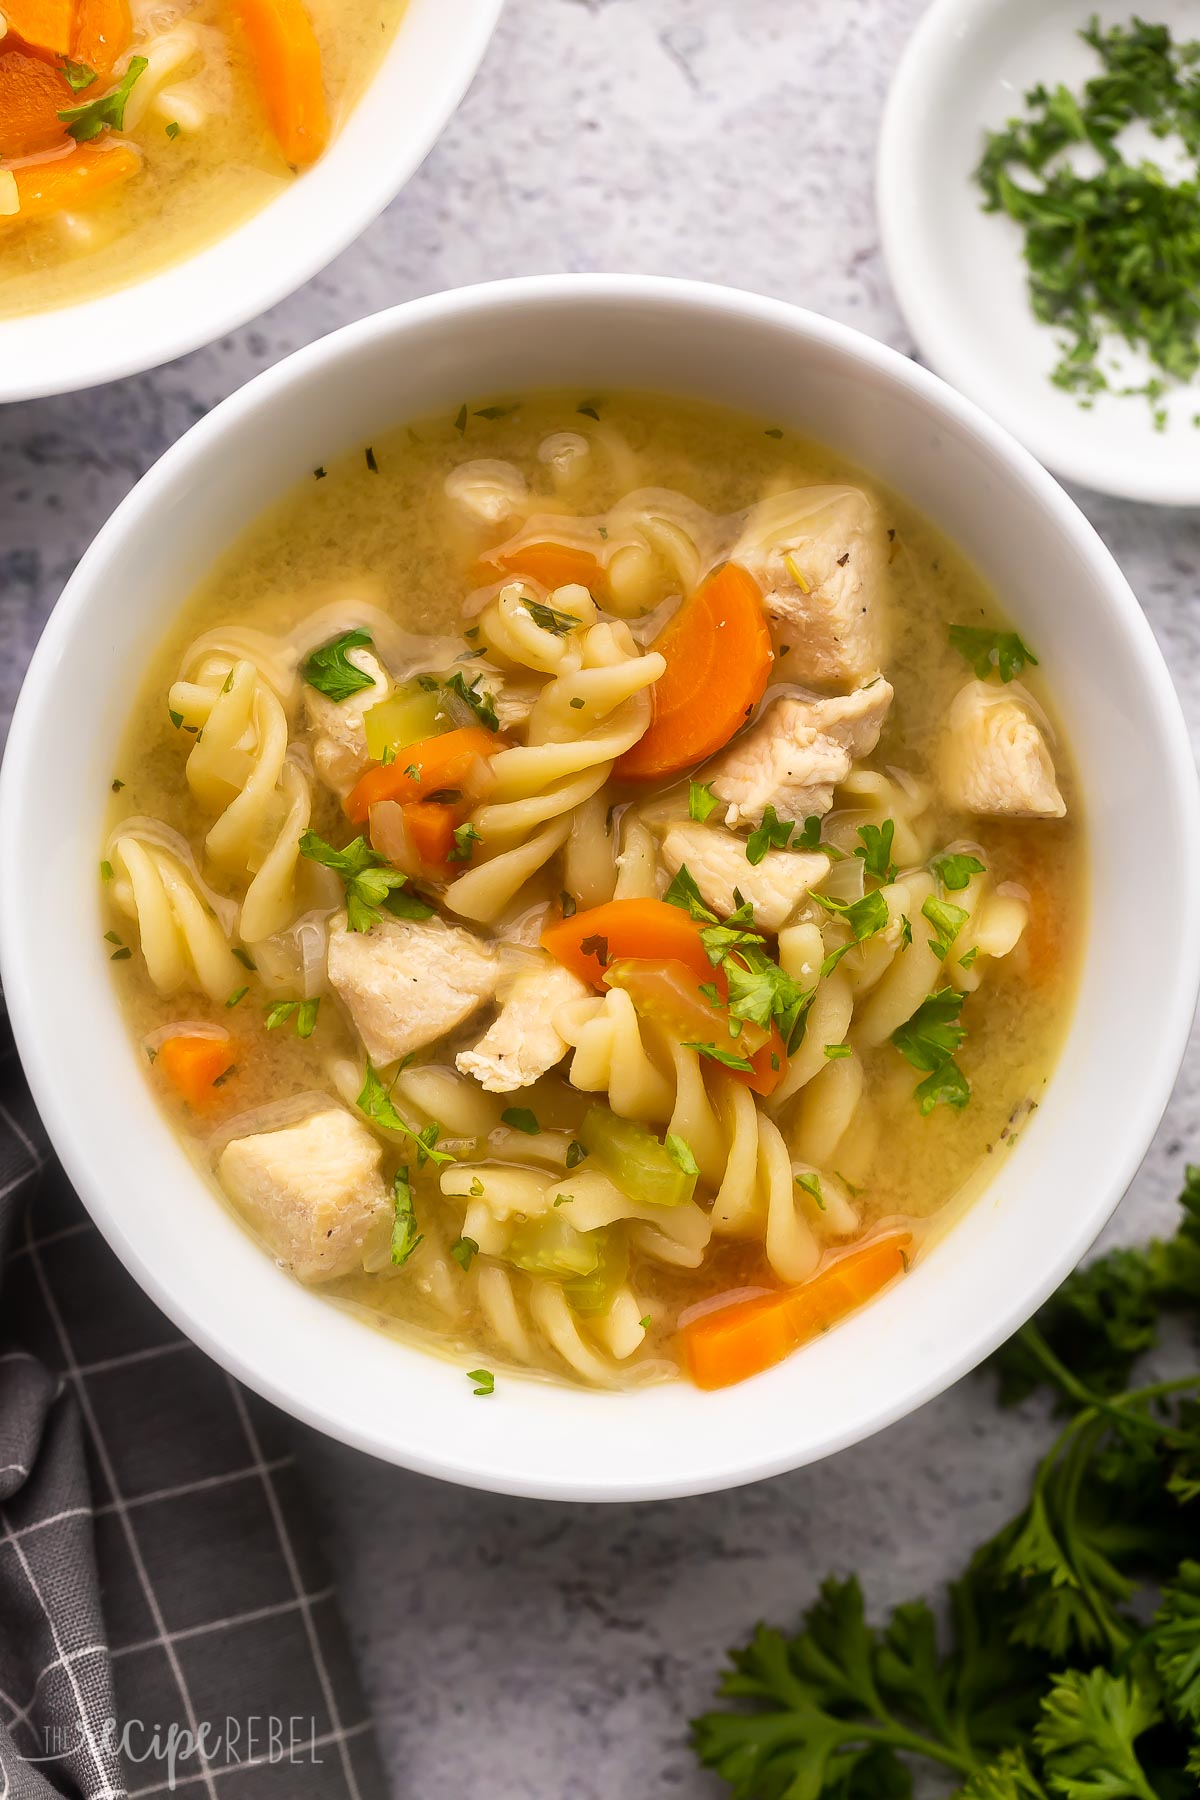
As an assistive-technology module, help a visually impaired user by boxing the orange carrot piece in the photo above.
[602,954,786,1094]
[344,726,499,825]
[541,898,713,987]
[485,542,604,594]
[71,0,132,78]
[0,139,139,224]
[0,50,73,157]
[235,0,328,167]
[3,0,73,57]
[682,1232,913,1389]
[157,1035,236,1110]
[401,799,463,874]
[616,562,774,782]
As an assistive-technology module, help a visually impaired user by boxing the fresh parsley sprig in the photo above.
[300,629,377,702]
[298,830,433,932]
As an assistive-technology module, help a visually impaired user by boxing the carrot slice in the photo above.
[157,1035,236,1110]
[682,1232,913,1389]
[0,50,73,158]
[3,0,73,57]
[401,799,463,874]
[0,140,139,225]
[344,726,499,825]
[235,0,328,167]
[541,898,713,987]
[616,562,774,782]
[485,542,604,594]
[71,0,132,78]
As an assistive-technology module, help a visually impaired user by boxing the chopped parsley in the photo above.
[225,985,248,1008]
[565,1140,587,1168]
[665,864,718,923]
[552,1192,574,1207]
[231,946,256,970]
[560,892,577,919]
[103,930,122,945]
[745,804,795,865]
[364,445,379,472]
[300,628,377,702]
[110,946,132,961]
[569,696,585,709]
[448,822,482,863]
[688,781,719,822]
[795,1170,825,1209]
[58,55,146,139]
[522,596,581,635]
[165,119,180,139]
[576,402,600,420]
[168,708,184,729]
[110,777,125,792]
[724,948,811,1053]
[891,989,970,1114]
[501,1106,540,1135]
[450,1235,478,1271]
[467,1368,495,1395]
[390,1169,422,1265]
[812,888,890,974]
[949,624,1038,684]
[931,850,986,891]
[683,1041,755,1073]
[959,946,980,970]
[298,830,433,931]
[100,860,114,882]
[795,814,824,851]
[444,669,499,732]
[453,403,468,433]
[59,57,96,92]
[922,894,969,960]
[264,997,319,1038]
[824,1043,852,1059]
[854,820,897,885]
[665,1134,700,1177]
[358,1062,455,1167]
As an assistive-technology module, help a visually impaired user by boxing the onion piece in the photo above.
[207,1092,340,1160]
[142,1021,230,1055]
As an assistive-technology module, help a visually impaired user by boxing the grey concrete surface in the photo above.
[3,0,1200,1794]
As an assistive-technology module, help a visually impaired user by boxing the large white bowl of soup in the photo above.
[2,276,1197,1498]
[0,0,502,399]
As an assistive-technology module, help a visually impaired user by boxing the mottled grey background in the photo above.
[3,0,1200,1794]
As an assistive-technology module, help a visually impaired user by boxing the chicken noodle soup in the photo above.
[0,0,406,317]
[103,393,1084,1391]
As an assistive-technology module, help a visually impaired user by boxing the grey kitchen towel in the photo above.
[0,999,388,1800]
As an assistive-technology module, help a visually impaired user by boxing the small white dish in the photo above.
[0,0,503,403]
[2,275,1197,1500]
[878,0,1200,506]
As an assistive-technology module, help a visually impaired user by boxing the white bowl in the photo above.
[878,0,1200,506]
[2,275,1196,1500]
[0,0,502,402]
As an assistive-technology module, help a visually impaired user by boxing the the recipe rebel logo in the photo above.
[11,1714,326,1790]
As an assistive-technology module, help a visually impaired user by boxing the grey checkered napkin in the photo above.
[0,1006,388,1800]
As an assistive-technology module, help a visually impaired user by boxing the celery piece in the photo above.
[564,1229,629,1317]
[505,1215,604,1279]
[578,1105,698,1208]
[363,683,447,761]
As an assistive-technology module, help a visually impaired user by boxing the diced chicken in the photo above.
[734,486,889,685]
[217,1108,390,1283]
[661,822,828,932]
[708,680,894,828]
[444,460,527,526]
[940,681,1065,819]
[303,648,391,797]
[456,957,590,1091]
[327,912,499,1066]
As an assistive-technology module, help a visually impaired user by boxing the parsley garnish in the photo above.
[665,1134,700,1177]
[165,119,180,138]
[683,1041,755,1072]
[688,781,719,822]
[390,1169,422,1265]
[100,860,114,882]
[448,822,481,863]
[812,888,890,973]
[665,865,718,923]
[922,894,969,960]
[891,988,970,1114]
[501,1106,540,1135]
[231,946,256,970]
[226,986,248,1008]
[566,1140,587,1168]
[854,820,897,884]
[794,1170,824,1209]
[824,1043,852,1059]
[724,947,811,1053]
[795,814,824,851]
[453,404,468,433]
[552,1192,573,1207]
[949,624,1039,683]
[299,830,433,931]
[444,669,499,732]
[521,596,581,635]
[301,628,376,702]
[357,1062,455,1167]
[745,804,795,865]
[60,57,97,91]
[467,1368,495,1395]
[450,1236,478,1271]
[58,55,146,139]
[931,850,987,891]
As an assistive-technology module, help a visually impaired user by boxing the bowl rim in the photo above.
[3,273,1198,1500]
[876,0,1200,507]
[0,0,504,403]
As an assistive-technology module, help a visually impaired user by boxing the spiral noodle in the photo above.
[168,650,311,941]
[443,620,664,924]
[109,832,241,1003]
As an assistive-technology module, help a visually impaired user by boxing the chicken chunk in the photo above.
[327,913,500,1066]
[708,680,894,828]
[303,648,391,797]
[734,486,889,685]
[456,958,590,1091]
[661,822,828,932]
[217,1108,390,1283]
[940,680,1065,819]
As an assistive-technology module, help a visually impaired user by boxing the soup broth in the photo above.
[0,0,406,318]
[103,392,1085,1391]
